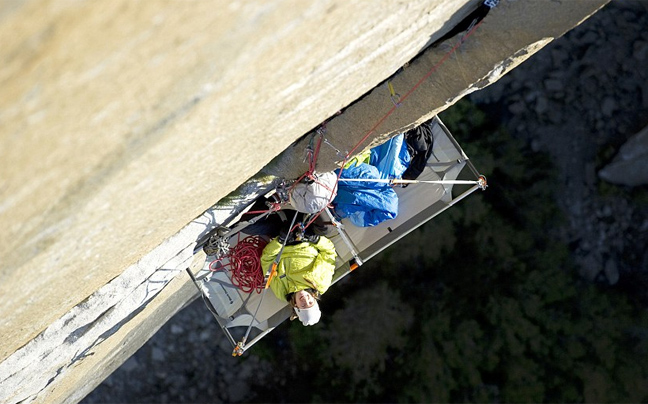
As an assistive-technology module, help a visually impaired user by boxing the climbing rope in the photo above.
[346,19,487,163]
[209,234,268,294]
[244,201,282,216]
[283,129,336,234]
[280,15,490,235]
[290,130,325,191]
[225,6,493,357]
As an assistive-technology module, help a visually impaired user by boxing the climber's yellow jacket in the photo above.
[260,236,336,301]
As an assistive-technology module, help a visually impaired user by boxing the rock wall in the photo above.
[263,0,613,180]
[0,1,608,403]
[599,124,648,187]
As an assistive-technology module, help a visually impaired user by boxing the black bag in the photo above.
[402,122,434,180]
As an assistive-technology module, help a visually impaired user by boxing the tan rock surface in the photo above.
[0,0,608,403]
[0,0,473,361]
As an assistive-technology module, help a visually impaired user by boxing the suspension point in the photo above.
[232,343,244,357]
[478,175,488,190]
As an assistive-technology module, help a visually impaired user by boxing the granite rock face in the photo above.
[0,1,608,403]
[85,3,648,401]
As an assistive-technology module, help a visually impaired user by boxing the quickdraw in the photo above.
[387,80,401,107]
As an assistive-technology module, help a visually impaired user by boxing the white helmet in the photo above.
[294,302,322,326]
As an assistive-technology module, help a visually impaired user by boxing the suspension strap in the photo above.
[325,207,363,266]
[323,137,348,159]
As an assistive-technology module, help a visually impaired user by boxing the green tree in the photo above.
[318,282,414,399]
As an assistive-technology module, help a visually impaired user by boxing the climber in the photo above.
[260,220,337,326]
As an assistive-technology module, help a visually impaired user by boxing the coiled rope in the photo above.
[209,235,269,294]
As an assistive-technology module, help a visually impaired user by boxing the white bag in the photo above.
[289,171,338,213]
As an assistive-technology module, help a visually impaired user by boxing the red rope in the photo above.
[245,201,282,216]
[287,133,325,199]
[209,235,269,294]
[313,20,487,228]
[344,19,485,161]
[288,20,487,232]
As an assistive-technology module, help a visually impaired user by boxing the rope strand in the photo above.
[286,18,487,233]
